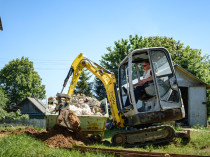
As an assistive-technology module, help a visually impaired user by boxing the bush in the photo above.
[0,108,29,121]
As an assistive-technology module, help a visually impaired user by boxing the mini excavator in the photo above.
[56,47,186,146]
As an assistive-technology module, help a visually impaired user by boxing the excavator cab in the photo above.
[118,47,185,127]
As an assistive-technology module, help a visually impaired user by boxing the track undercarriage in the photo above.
[111,125,175,146]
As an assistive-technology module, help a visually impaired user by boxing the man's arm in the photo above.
[141,76,153,84]
[133,76,153,86]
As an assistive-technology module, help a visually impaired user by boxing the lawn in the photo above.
[0,134,113,157]
[99,128,210,156]
[0,126,209,156]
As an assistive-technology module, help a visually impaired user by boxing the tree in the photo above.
[0,87,8,110]
[74,69,93,97]
[100,35,210,115]
[93,77,107,100]
[0,57,46,110]
[0,83,29,121]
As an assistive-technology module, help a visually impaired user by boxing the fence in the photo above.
[0,118,46,128]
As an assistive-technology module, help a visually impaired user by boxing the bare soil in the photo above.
[0,133,7,139]
[0,111,101,148]
[0,125,96,148]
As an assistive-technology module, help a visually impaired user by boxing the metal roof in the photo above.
[174,64,210,89]
[18,97,46,114]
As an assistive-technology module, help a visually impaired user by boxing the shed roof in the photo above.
[18,97,46,114]
[174,65,210,89]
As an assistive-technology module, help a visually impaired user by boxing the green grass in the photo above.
[173,126,184,131]
[94,128,210,156]
[192,124,210,131]
[0,125,26,130]
[0,134,114,157]
[0,127,209,156]
[0,125,45,130]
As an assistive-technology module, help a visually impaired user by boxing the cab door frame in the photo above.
[148,48,182,110]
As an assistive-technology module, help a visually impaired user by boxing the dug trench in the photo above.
[0,110,103,149]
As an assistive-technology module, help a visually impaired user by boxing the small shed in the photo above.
[174,65,210,127]
[18,97,46,119]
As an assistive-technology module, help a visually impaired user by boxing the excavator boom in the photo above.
[60,53,124,128]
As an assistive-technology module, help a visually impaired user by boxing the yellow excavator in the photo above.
[56,47,185,146]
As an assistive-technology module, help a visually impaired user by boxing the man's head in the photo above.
[142,60,150,70]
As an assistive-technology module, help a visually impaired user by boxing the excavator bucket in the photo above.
[57,108,81,131]
[46,98,109,139]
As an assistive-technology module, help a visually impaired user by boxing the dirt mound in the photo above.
[0,125,93,148]
[37,125,91,148]
[0,111,101,148]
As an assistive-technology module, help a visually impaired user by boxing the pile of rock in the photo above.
[47,97,58,113]
[48,93,106,116]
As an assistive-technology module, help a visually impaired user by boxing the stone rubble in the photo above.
[47,93,106,116]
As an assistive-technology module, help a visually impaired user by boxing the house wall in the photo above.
[175,68,201,87]
[0,119,46,128]
[20,101,44,115]
[29,118,46,128]
[188,86,207,127]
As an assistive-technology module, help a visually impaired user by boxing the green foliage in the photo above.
[74,69,93,96]
[174,126,184,131]
[0,108,7,120]
[145,145,155,151]
[100,35,210,115]
[93,77,107,100]
[0,109,29,121]
[0,87,8,110]
[0,57,46,109]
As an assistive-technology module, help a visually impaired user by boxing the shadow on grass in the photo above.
[180,138,190,145]
[103,128,122,140]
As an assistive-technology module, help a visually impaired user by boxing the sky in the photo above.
[0,0,210,99]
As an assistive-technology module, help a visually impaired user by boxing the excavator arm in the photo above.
[60,53,124,128]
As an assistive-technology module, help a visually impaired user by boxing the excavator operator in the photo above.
[123,60,153,111]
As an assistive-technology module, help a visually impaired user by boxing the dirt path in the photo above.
[184,128,210,132]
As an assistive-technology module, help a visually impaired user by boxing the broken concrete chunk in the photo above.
[48,93,105,116]
[78,99,84,104]
[94,112,103,116]
[82,108,92,115]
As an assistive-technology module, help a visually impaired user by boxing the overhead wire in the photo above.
[0,58,118,71]
[0,58,74,70]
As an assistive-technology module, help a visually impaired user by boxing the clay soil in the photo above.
[0,125,95,148]
[0,111,102,148]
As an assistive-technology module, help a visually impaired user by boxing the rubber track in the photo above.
[73,145,203,157]
[111,125,175,147]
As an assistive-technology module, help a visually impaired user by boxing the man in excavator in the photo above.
[123,60,153,111]
[48,47,188,146]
